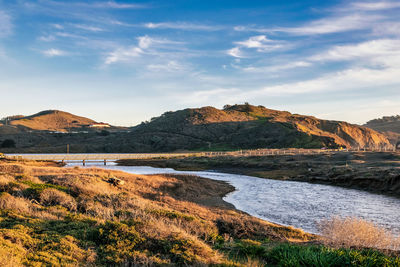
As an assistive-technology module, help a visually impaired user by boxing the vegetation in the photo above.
[0,159,398,266]
[1,139,16,148]
[0,104,390,153]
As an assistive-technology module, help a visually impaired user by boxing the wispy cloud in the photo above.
[234,1,396,36]
[41,48,67,57]
[72,24,104,32]
[38,35,56,42]
[227,47,244,58]
[104,35,184,65]
[227,35,286,58]
[310,39,400,68]
[90,1,147,9]
[243,61,312,73]
[147,61,185,72]
[235,35,285,52]
[351,1,400,11]
[272,14,380,35]
[144,22,222,31]
[0,11,12,37]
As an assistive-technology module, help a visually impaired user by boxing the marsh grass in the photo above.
[319,216,400,250]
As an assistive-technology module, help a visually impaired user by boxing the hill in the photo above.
[365,115,400,133]
[129,104,390,151]
[1,110,99,132]
[0,105,391,153]
[364,116,400,144]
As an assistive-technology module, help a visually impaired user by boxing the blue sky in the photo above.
[0,0,399,126]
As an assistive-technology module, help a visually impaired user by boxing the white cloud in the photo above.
[73,24,104,32]
[147,61,184,72]
[0,11,12,37]
[51,23,64,30]
[243,61,312,73]
[38,35,56,42]
[227,47,244,58]
[104,36,184,65]
[310,39,400,68]
[235,35,284,52]
[42,48,67,57]
[351,1,400,11]
[144,22,221,31]
[91,1,146,9]
[227,35,285,58]
[105,47,143,64]
[273,14,380,35]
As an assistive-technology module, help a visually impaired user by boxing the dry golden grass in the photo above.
[319,216,400,250]
[0,193,31,214]
[0,160,317,266]
[39,188,77,211]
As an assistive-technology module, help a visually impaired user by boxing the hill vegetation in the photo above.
[0,159,399,266]
[129,104,390,151]
[365,115,400,144]
[0,104,391,153]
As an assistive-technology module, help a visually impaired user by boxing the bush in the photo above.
[39,189,77,211]
[1,139,16,148]
[319,216,400,250]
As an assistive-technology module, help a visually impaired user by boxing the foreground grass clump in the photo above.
[319,216,400,250]
[0,159,399,266]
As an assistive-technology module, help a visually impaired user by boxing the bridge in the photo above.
[4,148,355,165]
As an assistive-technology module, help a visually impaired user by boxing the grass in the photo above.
[0,160,398,266]
[319,216,400,251]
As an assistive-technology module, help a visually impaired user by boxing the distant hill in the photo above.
[0,105,391,153]
[364,115,400,144]
[128,104,390,151]
[365,115,400,133]
[1,110,106,132]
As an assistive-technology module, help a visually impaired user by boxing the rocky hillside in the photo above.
[0,110,107,132]
[129,104,390,151]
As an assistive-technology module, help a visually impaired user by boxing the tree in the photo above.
[1,139,16,148]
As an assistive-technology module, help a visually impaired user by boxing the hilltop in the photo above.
[129,104,390,151]
[0,110,110,133]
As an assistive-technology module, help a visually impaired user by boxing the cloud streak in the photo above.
[0,11,12,37]
[227,35,286,58]
[41,48,67,57]
[144,22,222,31]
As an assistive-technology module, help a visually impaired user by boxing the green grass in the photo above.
[216,240,400,267]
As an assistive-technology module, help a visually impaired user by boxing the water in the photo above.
[67,162,400,234]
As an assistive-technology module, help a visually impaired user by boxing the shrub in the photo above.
[319,216,400,250]
[1,139,16,148]
[39,189,77,211]
[0,193,30,213]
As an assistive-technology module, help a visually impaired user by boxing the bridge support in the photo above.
[104,159,107,166]
[83,160,85,166]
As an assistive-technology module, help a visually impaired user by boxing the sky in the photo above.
[0,0,399,126]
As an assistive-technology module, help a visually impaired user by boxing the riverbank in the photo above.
[117,151,400,197]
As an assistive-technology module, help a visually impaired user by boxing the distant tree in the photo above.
[1,139,16,148]
[98,130,110,136]
[223,104,232,110]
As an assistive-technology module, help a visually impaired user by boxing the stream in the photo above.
[67,163,400,235]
